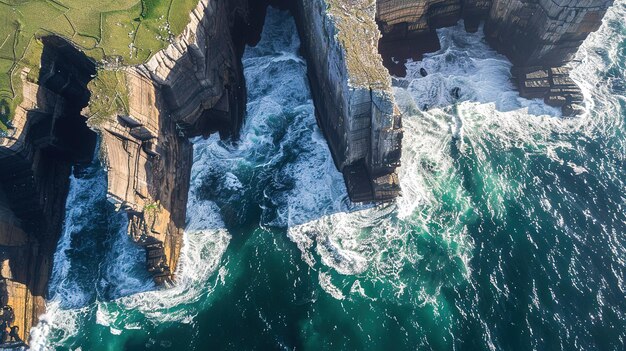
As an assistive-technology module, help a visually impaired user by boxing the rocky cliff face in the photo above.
[485,0,613,67]
[93,68,192,285]
[89,0,252,286]
[293,0,403,202]
[376,0,490,74]
[0,0,254,342]
[485,0,614,115]
[139,0,250,139]
[375,0,614,114]
[376,0,611,50]
[377,0,491,34]
[0,0,615,344]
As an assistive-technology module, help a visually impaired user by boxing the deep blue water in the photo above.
[31,4,626,351]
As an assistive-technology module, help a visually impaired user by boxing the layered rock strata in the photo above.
[375,0,614,115]
[93,69,192,285]
[90,0,252,285]
[377,0,491,35]
[0,0,613,343]
[376,0,491,73]
[294,0,403,202]
[139,0,250,139]
[484,0,613,115]
[513,66,585,115]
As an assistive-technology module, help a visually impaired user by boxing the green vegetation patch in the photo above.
[0,0,199,125]
[86,69,130,127]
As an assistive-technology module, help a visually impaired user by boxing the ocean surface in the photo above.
[30,4,625,350]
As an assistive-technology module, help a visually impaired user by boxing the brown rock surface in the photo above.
[484,0,613,115]
[93,68,192,284]
[89,0,256,284]
[0,62,96,342]
[141,0,250,138]
[0,0,614,343]
[513,66,585,116]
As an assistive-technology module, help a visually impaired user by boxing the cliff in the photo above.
[91,68,192,285]
[0,0,616,344]
[86,0,250,286]
[485,0,614,115]
[293,0,403,202]
[375,0,614,115]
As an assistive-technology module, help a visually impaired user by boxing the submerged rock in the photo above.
[514,66,586,116]
[450,87,461,100]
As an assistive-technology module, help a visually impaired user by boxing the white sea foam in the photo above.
[90,9,314,329]
[31,141,233,349]
[47,171,106,307]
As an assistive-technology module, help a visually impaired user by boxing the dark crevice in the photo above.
[378,29,441,77]
[377,1,491,77]
[37,36,98,163]
[0,35,98,342]
[0,35,97,239]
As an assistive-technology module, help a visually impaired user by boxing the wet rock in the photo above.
[0,0,256,341]
[514,66,586,116]
[420,67,428,77]
[562,104,585,117]
[0,38,97,342]
[450,87,461,100]
[375,0,614,117]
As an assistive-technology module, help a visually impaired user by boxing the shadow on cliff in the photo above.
[0,35,97,283]
[143,0,285,236]
[132,1,311,261]
[0,34,97,339]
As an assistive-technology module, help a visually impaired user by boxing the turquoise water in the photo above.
[31,5,625,351]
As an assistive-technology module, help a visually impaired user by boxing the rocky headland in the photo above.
[0,0,614,344]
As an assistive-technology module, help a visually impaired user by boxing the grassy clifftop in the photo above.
[0,0,198,131]
[326,0,391,90]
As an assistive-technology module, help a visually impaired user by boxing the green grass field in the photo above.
[0,0,198,129]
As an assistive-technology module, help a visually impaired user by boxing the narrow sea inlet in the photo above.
[30,5,626,351]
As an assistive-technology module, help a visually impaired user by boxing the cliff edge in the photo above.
[86,0,250,286]
[0,0,616,344]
